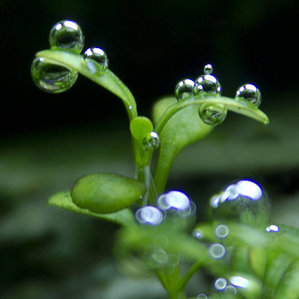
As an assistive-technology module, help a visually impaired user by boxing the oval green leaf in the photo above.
[71,173,146,213]
[130,116,153,142]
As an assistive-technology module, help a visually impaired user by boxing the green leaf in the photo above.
[71,173,146,213]
[48,191,135,226]
[130,116,153,142]
[35,49,137,121]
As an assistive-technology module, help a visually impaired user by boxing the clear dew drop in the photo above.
[235,84,261,107]
[135,206,164,225]
[143,131,160,150]
[193,74,221,96]
[198,103,227,125]
[214,277,227,291]
[49,20,84,53]
[203,64,213,75]
[151,248,168,265]
[209,243,226,260]
[175,79,195,101]
[31,57,78,93]
[196,294,208,299]
[84,47,109,74]
[192,229,203,240]
[266,224,279,232]
[215,224,230,239]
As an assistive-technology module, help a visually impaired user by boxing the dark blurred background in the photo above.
[0,0,298,298]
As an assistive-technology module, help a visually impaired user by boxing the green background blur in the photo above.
[0,0,298,298]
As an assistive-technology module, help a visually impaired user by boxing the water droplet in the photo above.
[84,47,109,74]
[49,20,84,53]
[209,243,226,259]
[135,206,164,225]
[196,294,208,299]
[192,229,203,240]
[214,277,227,291]
[143,131,160,150]
[199,103,227,125]
[209,179,271,225]
[175,79,195,101]
[225,285,238,295]
[235,84,261,107]
[266,224,279,232]
[31,57,78,93]
[203,64,213,74]
[230,276,250,289]
[193,74,221,96]
[215,224,230,239]
[151,248,168,265]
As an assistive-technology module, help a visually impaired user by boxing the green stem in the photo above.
[177,260,202,292]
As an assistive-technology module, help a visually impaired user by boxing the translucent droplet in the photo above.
[266,224,279,232]
[203,64,213,75]
[196,294,208,299]
[214,277,227,291]
[235,84,261,107]
[49,20,84,53]
[193,74,221,96]
[31,57,78,93]
[230,276,250,289]
[84,47,109,74]
[175,79,195,101]
[143,131,160,150]
[135,206,164,225]
[209,243,226,260]
[209,179,271,226]
[199,103,227,125]
[151,248,168,265]
[192,229,203,240]
[215,224,230,239]
[225,285,237,295]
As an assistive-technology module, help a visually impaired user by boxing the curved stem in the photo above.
[177,260,202,292]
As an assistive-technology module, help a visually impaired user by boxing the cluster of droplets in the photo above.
[174,64,262,126]
[31,20,109,93]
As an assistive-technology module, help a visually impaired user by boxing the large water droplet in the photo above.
[235,84,261,107]
[209,243,226,260]
[215,224,230,239]
[49,20,84,53]
[193,74,221,96]
[199,103,227,125]
[84,47,109,74]
[175,79,195,101]
[209,179,270,226]
[214,277,227,291]
[143,131,160,150]
[135,206,164,225]
[203,64,213,75]
[31,57,78,93]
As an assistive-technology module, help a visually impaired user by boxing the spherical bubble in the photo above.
[214,277,227,291]
[49,20,84,53]
[209,243,226,260]
[193,74,221,96]
[209,179,271,226]
[31,57,78,93]
[235,84,261,107]
[143,131,160,150]
[135,206,164,225]
[198,103,227,125]
[215,224,230,239]
[175,79,195,101]
[84,47,108,74]
[203,64,213,75]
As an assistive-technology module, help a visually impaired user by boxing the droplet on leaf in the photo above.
[209,243,226,260]
[199,103,227,125]
[214,277,227,291]
[215,224,230,239]
[175,79,195,101]
[203,63,213,75]
[143,131,160,150]
[84,47,108,74]
[193,74,221,96]
[235,84,261,107]
[135,206,164,225]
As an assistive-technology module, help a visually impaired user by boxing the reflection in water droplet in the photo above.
[192,229,203,240]
[31,57,78,93]
[143,131,160,150]
[196,294,208,299]
[214,277,227,291]
[204,64,213,75]
[49,20,84,53]
[225,285,238,295]
[199,103,227,125]
[84,47,109,74]
[230,276,250,289]
[209,243,226,259]
[235,84,261,107]
[151,248,168,265]
[135,206,164,225]
[193,74,221,96]
[175,79,195,101]
[266,224,279,232]
[215,224,230,239]
[209,179,270,225]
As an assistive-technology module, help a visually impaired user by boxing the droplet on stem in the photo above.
[49,20,84,53]
[235,84,261,107]
[31,57,78,93]
[84,47,109,74]
[175,79,195,101]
